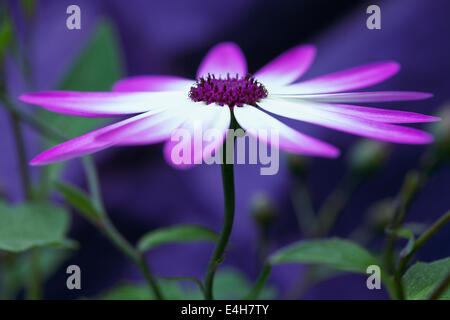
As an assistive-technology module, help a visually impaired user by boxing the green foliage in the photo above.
[0,202,75,252]
[96,268,276,300]
[403,257,450,300]
[138,224,218,252]
[214,268,275,300]
[269,238,378,273]
[0,248,71,299]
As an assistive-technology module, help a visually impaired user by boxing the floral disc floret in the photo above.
[189,73,268,108]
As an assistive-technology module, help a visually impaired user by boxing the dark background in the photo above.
[1,0,450,299]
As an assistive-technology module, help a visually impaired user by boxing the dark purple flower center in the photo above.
[189,74,268,108]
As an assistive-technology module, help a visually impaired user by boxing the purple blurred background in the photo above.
[1,0,450,299]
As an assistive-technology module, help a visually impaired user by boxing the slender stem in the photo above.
[429,272,450,300]
[26,249,41,300]
[384,146,443,300]
[80,156,164,300]
[245,264,271,300]
[100,218,163,299]
[204,131,236,300]
[398,210,450,274]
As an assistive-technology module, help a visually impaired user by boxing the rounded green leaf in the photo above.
[137,224,218,252]
[403,258,450,300]
[0,202,73,252]
[269,238,378,273]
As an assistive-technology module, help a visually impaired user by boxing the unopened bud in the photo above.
[347,139,389,176]
[287,154,309,178]
[429,105,450,159]
[250,193,276,228]
[365,199,395,232]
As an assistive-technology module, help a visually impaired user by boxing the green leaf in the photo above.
[403,258,450,300]
[54,181,100,223]
[269,238,378,273]
[213,268,276,300]
[97,281,201,300]
[137,224,218,252]
[96,268,276,300]
[0,248,71,299]
[0,202,74,252]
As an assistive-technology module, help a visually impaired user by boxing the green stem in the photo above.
[398,210,450,275]
[204,132,236,300]
[8,111,33,200]
[80,156,164,300]
[26,249,41,300]
[245,264,271,300]
[429,272,450,300]
[100,218,163,299]
[384,146,442,300]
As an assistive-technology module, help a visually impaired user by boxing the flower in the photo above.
[20,42,439,166]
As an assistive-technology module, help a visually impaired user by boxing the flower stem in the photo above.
[204,130,236,300]
[81,157,164,300]
[245,263,271,300]
[398,210,450,275]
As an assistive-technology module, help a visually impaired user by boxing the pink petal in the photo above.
[274,62,400,94]
[29,111,161,165]
[233,105,339,158]
[163,105,231,168]
[273,91,433,103]
[196,42,247,79]
[19,91,186,117]
[113,75,194,92]
[259,98,433,144]
[282,100,439,123]
[254,45,316,88]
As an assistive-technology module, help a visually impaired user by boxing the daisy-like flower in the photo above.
[20,42,438,166]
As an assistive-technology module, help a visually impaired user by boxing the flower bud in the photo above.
[365,199,395,232]
[250,193,276,228]
[429,104,450,159]
[287,154,309,178]
[347,139,389,176]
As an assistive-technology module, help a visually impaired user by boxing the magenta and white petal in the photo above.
[259,98,433,144]
[196,42,247,79]
[254,45,316,88]
[113,75,194,92]
[273,62,400,94]
[280,100,439,123]
[163,104,231,168]
[19,91,187,117]
[233,105,339,158]
[29,111,162,165]
[272,91,433,103]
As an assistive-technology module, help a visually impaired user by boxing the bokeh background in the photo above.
[1,0,450,299]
